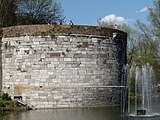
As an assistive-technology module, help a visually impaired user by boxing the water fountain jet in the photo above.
[128,64,160,118]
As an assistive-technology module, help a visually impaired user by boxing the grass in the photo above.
[0,93,28,112]
[0,95,15,111]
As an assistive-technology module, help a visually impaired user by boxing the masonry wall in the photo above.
[0,28,2,92]
[1,25,127,108]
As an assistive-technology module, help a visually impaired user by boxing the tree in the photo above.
[136,0,160,81]
[16,0,65,24]
[0,0,17,27]
[148,0,160,38]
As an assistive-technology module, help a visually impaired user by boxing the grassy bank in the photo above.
[0,93,28,111]
[0,93,14,111]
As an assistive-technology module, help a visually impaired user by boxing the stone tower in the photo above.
[1,25,127,108]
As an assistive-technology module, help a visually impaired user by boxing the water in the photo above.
[128,116,160,120]
[0,107,124,120]
[1,106,160,120]
[128,64,160,118]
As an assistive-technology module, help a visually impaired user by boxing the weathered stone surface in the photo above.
[1,25,127,108]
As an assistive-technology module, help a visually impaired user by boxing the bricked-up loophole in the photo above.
[48,52,61,58]
[5,53,12,58]
[77,42,89,48]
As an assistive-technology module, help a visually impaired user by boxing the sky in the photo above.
[60,0,154,27]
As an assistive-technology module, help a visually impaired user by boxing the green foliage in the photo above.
[0,93,16,111]
[135,0,160,81]
[3,101,14,108]
[0,100,14,108]
[148,0,160,37]
[0,101,6,107]
[97,0,160,101]
[0,93,12,108]
[1,93,12,101]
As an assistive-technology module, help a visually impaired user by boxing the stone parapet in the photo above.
[2,25,127,39]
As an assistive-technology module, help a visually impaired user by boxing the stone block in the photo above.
[64,58,72,61]
[54,96,63,99]
[48,52,61,58]
[91,38,98,42]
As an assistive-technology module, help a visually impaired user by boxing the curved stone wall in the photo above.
[1,25,127,108]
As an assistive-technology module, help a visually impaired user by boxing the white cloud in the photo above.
[100,14,128,25]
[137,6,150,13]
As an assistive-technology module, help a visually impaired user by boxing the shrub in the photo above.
[0,101,6,107]
[2,93,12,101]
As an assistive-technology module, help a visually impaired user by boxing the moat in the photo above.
[0,107,123,120]
[1,106,160,120]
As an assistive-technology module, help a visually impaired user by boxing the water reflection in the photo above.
[0,107,123,120]
[0,111,11,120]
[127,116,160,120]
[1,107,160,120]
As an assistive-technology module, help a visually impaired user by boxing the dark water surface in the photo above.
[0,107,123,120]
[1,107,160,120]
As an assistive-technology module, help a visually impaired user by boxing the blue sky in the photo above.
[60,0,153,26]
